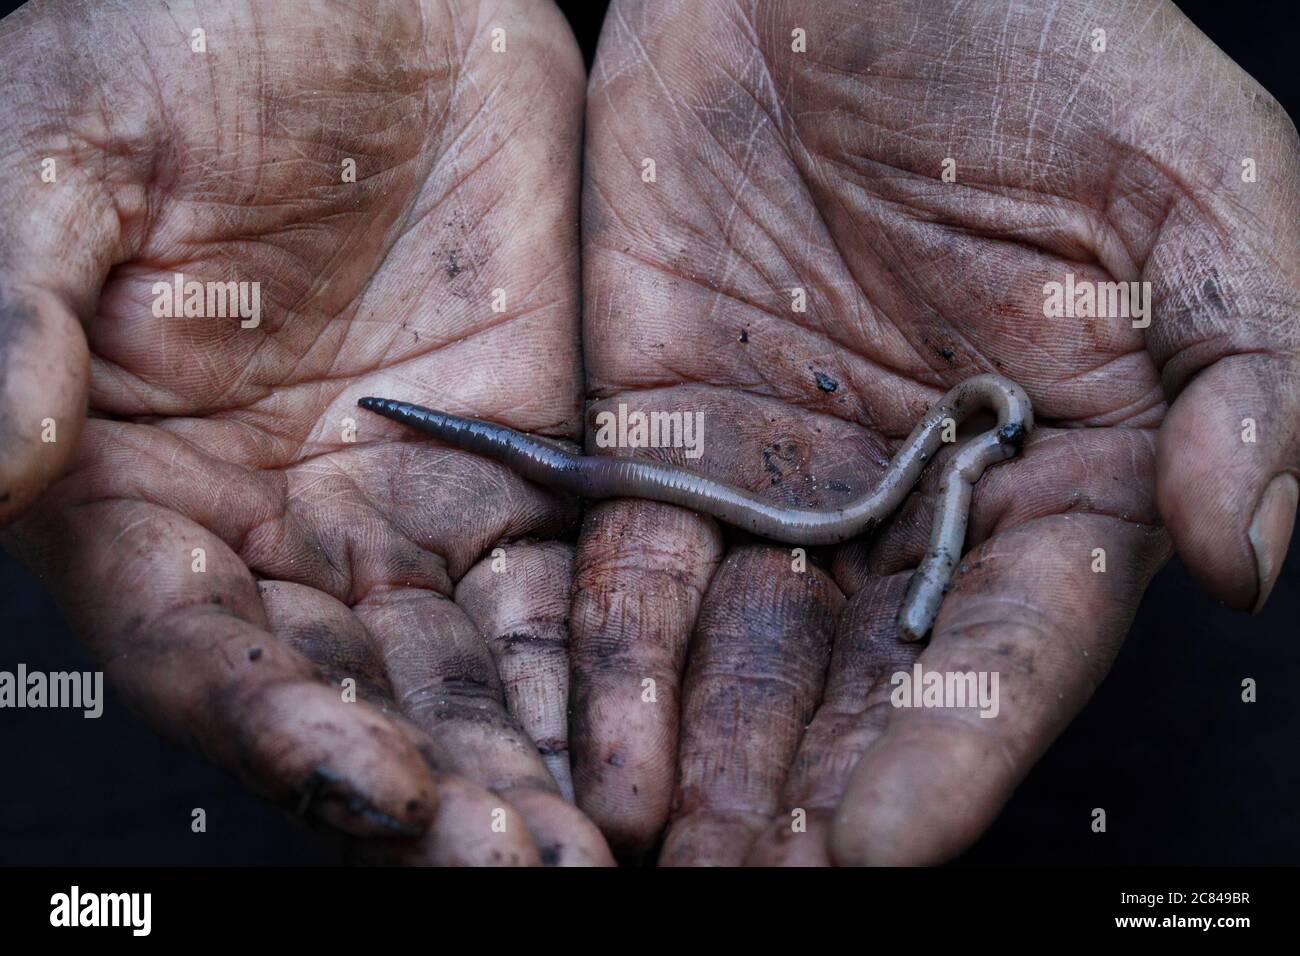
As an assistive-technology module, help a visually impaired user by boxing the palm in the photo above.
[574,0,1295,864]
[4,0,610,865]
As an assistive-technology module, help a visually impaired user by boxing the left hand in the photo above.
[0,0,610,866]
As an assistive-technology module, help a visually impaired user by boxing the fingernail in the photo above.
[1248,473,1298,614]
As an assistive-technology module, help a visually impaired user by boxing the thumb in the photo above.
[0,283,92,526]
[1148,126,1300,612]
[0,7,128,524]
[1156,353,1298,613]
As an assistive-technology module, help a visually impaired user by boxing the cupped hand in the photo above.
[573,0,1298,864]
[0,0,612,865]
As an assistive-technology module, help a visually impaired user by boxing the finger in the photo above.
[257,579,395,708]
[1144,107,1300,612]
[569,500,723,855]
[260,579,611,865]
[831,514,1167,866]
[767,428,1154,864]
[455,540,578,800]
[568,385,881,855]
[745,574,919,866]
[823,427,1162,864]
[3,498,437,838]
[405,775,542,867]
[349,774,543,868]
[1156,356,1299,612]
[0,287,89,525]
[354,587,613,866]
[660,546,841,867]
[504,789,616,867]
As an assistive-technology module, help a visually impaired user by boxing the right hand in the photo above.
[572,0,1298,865]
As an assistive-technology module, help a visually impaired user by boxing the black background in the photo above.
[0,0,1296,866]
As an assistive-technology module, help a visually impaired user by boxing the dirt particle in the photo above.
[813,371,838,392]
[1200,272,1226,310]
[446,250,465,279]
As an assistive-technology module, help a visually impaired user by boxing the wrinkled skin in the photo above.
[1,0,1297,869]
[0,0,613,865]
[573,0,1300,864]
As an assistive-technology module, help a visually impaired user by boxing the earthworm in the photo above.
[358,373,1033,641]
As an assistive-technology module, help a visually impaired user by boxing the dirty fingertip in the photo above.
[238,683,437,839]
[506,789,616,866]
[349,776,543,866]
